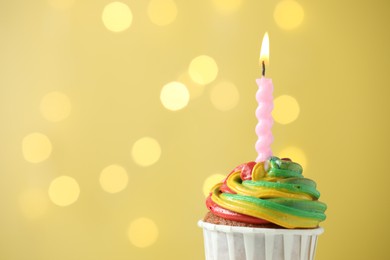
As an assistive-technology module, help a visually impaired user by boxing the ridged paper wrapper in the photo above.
[198,220,324,260]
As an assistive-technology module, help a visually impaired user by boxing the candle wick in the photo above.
[262,60,266,77]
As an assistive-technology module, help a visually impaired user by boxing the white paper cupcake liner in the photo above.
[198,220,324,260]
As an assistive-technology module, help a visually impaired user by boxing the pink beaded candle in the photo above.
[255,32,274,162]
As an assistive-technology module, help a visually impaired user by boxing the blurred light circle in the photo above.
[48,176,80,207]
[19,188,48,219]
[203,173,225,197]
[274,0,304,30]
[47,0,75,10]
[188,55,218,85]
[128,217,159,248]
[272,95,300,124]
[148,0,178,26]
[102,2,133,32]
[210,81,240,111]
[40,92,71,122]
[212,0,242,14]
[100,164,128,193]
[278,146,307,170]
[160,82,190,111]
[131,137,161,167]
[22,133,52,163]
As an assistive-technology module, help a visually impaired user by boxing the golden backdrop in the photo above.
[1,0,389,259]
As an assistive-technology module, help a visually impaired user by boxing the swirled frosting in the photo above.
[206,157,327,229]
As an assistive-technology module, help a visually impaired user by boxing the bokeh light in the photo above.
[148,0,178,26]
[47,0,75,10]
[22,133,52,163]
[212,0,242,14]
[278,146,307,170]
[209,81,240,111]
[273,0,304,30]
[273,95,300,124]
[102,2,133,32]
[202,173,225,197]
[40,92,72,122]
[19,189,48,219]
[131,137,161,167]
[128,217,159,248]
[160,81,190,111]
[99,164,128,193]
[188,55,218,85]
[48,176,80,207]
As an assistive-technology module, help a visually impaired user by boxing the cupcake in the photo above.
[198,156,327,260]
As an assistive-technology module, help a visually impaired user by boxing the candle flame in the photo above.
[259,32,269,66]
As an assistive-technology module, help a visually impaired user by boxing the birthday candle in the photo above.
[255,32,274,162]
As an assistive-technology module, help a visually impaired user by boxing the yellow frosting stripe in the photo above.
[251,162,266,181]
[226,172,262,197]
[210,184,320,228]
[224,198,319,229]
[231,202,316,228]
[226,171,313,200]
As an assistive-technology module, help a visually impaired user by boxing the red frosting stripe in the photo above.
[219,161,257,194]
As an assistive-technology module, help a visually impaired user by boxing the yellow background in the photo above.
[1,0,389,259]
